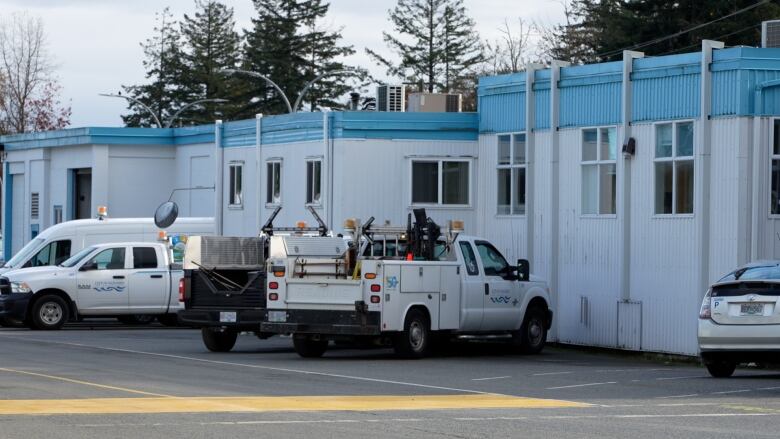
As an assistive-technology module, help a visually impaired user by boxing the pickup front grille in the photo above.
[0,277,10,295]
[187,269,267,309]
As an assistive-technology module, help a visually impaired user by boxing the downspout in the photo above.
[619,50,644,302]
[525,63,542,266]
[549,60,569,337]
[214,120,224,235]
[323,111,334,231]
[695,40,723,304]
[256,113,263,234]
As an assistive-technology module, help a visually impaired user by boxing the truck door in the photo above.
[474,241,522,331]
[128,246,167,312]
[76,246,130,313]
[458,242,483,331]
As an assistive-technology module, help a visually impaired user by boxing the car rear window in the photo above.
[719,265,780,282]
[133,247,158,269]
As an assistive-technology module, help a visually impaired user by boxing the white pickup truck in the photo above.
[0,242,183,330]
[260,214,553,358]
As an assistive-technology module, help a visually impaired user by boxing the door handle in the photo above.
[150,275,163,279]
[113,275,125,279]
[484,283,489,295]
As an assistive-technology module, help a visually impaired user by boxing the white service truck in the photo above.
[260,209,553,358]
[0,242,183,329]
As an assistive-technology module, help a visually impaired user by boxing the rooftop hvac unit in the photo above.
[407,93,462,112]
[763,20,780,48]
[376,85,405,112]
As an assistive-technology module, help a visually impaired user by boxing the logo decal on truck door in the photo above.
[386,276,398,290]
[490,296,512,304]
[93,281,126,293]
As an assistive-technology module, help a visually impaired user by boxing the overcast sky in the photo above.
[1,0,565,127]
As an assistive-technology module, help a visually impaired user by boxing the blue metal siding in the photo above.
[222,119,257,148]
[261,112,323,145]
[478,91,525,133]
[631,53,701,122]
[558,61,622,128]
[332,111,478,140]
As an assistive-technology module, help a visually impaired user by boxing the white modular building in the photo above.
[4,43,780,355]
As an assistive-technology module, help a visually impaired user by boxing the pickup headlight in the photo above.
[10,281,32,294]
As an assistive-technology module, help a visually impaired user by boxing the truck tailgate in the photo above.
[285,279,362,309]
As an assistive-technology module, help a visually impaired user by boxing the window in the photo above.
[772,120,780,215]
[266,161,281,205]
[475,241,510,277]
[53,205,63,225]
[86,247,126,270]
[655,121,694,214]
[306,160,322,205]
[26,240,71,268]
[581,127,617,215]
[228,163,243,207]
[497,134,527,215]
[133,247,158,269]
[411,160,469,206]
[459,242,479,276]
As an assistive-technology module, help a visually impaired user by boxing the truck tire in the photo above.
[293,336,328,358]
[201,328,237,352]
[117,315,155,325]
[393,309,431,358]
[705,360,737,378]
[30,295,69,330]
[157,314,179,327]
[516,306,547,354]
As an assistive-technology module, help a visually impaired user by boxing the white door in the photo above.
[76,246,130,313]
[11,174,24,255]
[128,246,168,312]
[474,240,523,331]
[458,241,484,331]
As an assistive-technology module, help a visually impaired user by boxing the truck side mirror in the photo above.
[517,259,530,282]
[80,262,97,272]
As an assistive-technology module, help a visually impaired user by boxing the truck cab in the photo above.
[0,242,182,329]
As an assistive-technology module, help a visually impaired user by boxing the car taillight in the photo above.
[370,284,381,293]
[178,278,185,302]
[269,281,279,290]
[699,288,712,319]
[269,293,279,301]
[370,295,381,304]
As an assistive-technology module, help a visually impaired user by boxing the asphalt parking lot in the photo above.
[1,323,779,439]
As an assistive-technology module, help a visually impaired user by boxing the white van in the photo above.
[0,217,214,275]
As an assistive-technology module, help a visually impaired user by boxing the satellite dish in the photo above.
[154,201,179,229]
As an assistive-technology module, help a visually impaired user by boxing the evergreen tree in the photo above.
[239,0,359,117]
[178,0,242,125]
[367,0,483,93]
[543,0,780,64]
[122,8,188,127]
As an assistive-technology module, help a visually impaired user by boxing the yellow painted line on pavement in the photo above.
[0,367,174,398]
[0,394,590,415]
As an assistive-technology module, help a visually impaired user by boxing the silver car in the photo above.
[698,261,780,377]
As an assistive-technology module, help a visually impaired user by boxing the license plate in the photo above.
[740,303,764,316]
[219,311,237,323]
[268,311,287,323]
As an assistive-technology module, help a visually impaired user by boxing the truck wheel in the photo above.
[117,315,155,325]
[705,360,737,378]
[157,314,179,327]
[201,328,237,352]
[394,309,430,358]
[516,306,547,354]
[293,336,328,358]
[30,295,69,330]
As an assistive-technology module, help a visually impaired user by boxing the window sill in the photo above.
[495,214,526,219]
[305,203,323,208]
[265,203,282,209]
[651,214,694,219]
[580,214,617,219]
[228,205,243,211]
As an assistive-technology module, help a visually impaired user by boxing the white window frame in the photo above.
[496,132,527,217]
[653,120,695,216]
[580,126,617,217]
[265,159,282,207]
[228,161,243,209]
[770,118,780,217]
[409,158,471,208]
[305,158,323,206]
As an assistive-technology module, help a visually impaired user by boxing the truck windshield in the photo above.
[3,238,45,268]
[59,246,97,268]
